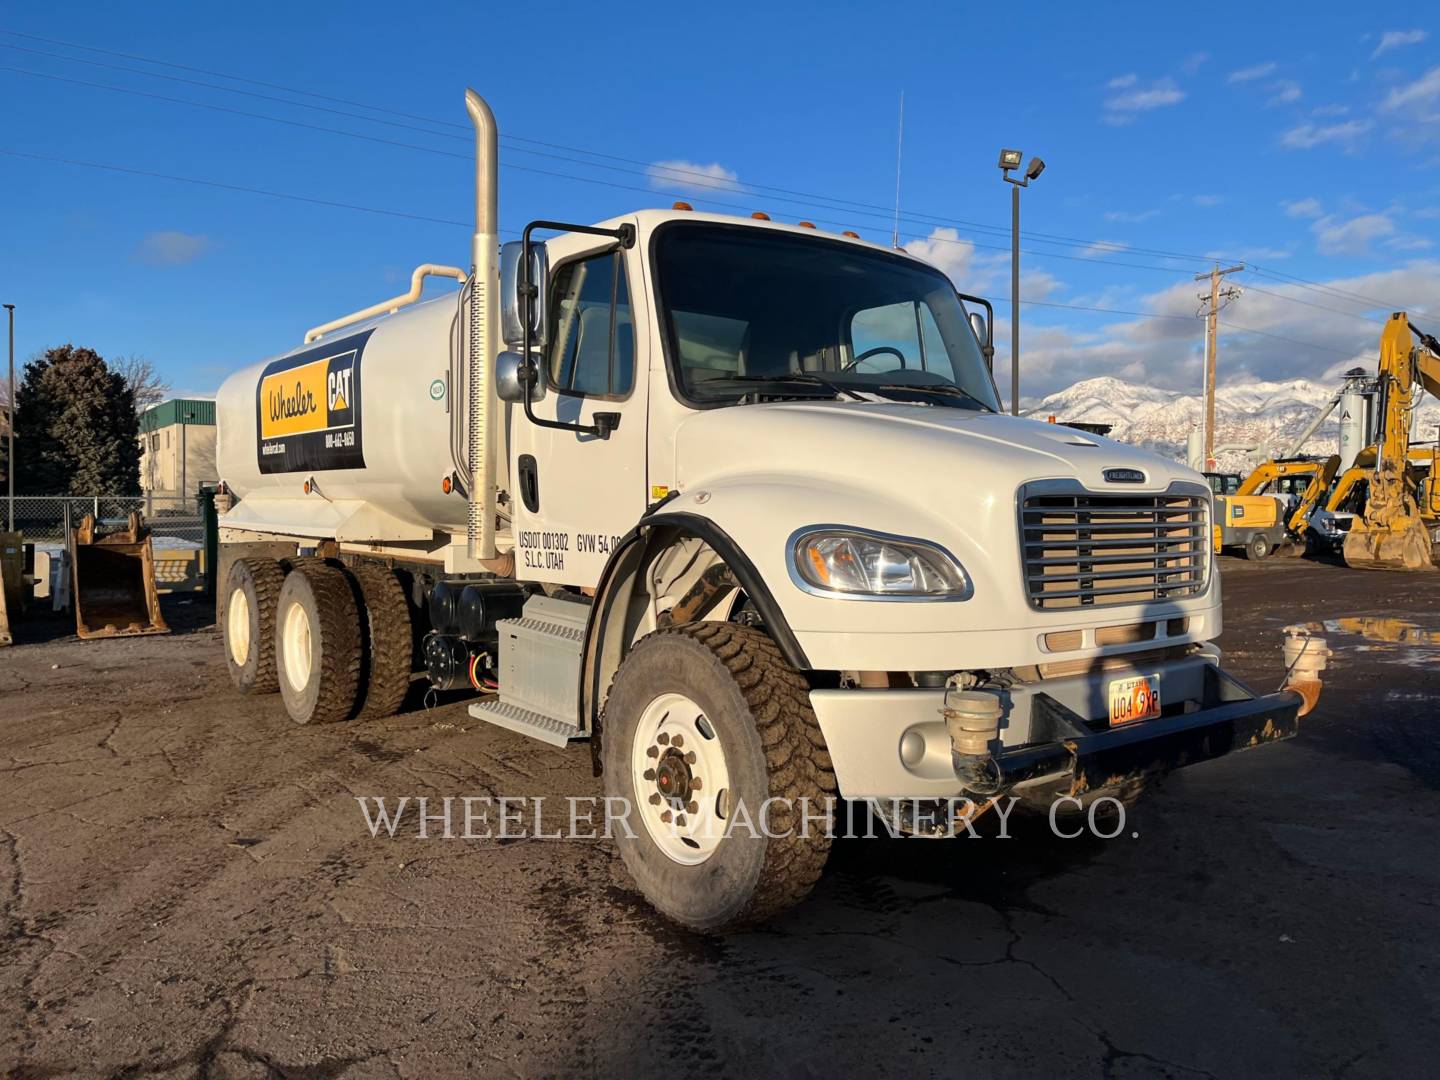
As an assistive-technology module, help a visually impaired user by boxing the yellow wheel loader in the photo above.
[1341,313,1440,571]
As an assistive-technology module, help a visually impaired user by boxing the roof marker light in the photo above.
[672,201,693,211]
[751,211,771,220]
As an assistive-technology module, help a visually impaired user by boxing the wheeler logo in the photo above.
[256,329,369,474]
[1103,467,1146,484]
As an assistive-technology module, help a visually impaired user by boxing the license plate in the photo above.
[1108,673,1161,726]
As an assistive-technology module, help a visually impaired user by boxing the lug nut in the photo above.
[643,769,656,781]
[646,745,659,758]
[672,734,684,748]
[686,801,699,814]
[690,777,702,790]
[657,733,670,745]
[685,751,696,764]
[648,793,661,805]
[675,814,687,827]
[660,810,672,824]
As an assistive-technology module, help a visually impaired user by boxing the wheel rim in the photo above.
[227,588,251,667]
[280,600,313,692]
[631,692,732,866]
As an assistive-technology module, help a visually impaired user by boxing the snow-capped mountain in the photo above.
[1024,375,1440,472]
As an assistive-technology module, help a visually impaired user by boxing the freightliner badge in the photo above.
[255,329,370,473]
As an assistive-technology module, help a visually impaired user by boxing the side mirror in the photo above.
[968,310,990,349]
[500,240,549,348]
[496,350,546,404]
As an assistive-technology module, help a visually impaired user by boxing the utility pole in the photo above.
[4,303,13,533]
[1195,264,1244,469]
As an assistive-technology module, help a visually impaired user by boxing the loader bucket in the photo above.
[1342,519,1436,572]
[69,513,170,639]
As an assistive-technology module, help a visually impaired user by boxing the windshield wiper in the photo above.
[868,382,995,412]
[715,373,869,402]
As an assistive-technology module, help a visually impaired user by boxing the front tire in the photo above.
[601,623,836,932]
[275,562,362,724]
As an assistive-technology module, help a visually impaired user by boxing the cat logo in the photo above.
[328,366,353,412]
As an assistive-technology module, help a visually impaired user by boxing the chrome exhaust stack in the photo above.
[464,88,499,562]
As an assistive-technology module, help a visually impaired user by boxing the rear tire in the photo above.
[601,622,836,932]
[223,558,285,695]
[343,562,414,720]
[1245,533,1273,561]
[275,562,362,724]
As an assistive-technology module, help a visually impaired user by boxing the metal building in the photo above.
[139,398,217,499]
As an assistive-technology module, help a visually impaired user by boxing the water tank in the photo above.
[214,294,465,532]
[1338,386,1372,472]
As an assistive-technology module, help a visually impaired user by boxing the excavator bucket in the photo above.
[0,532,19,647]
[68,512,171,639]
[1342,518,1435,571]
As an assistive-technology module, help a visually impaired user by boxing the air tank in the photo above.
[214,293,467,533]
[1338,381,1373,472]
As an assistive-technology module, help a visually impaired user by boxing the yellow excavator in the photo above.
[1340,313,1440,571]
[1214,456,1340,560]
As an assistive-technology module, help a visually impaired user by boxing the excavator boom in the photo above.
[1342,312,1439,571]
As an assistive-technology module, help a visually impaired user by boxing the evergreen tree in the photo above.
[14,345,141,495]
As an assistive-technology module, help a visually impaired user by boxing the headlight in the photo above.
[790,528,971,599]
[1232,505,1245,519]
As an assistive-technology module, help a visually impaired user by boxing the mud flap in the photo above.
[69,513,170,639]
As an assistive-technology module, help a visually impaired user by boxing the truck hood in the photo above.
[673,400,1200,496]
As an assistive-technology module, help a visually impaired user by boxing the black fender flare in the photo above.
[579,510,810,775]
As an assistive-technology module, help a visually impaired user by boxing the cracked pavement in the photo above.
[1,559,1438,1078]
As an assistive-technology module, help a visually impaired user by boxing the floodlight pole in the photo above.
[999,151,1043,416]
[1010,183,1020,416]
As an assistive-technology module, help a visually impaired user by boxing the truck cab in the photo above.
[214,91,1324,932]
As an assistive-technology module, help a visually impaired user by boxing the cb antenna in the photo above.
[892,90,905,249]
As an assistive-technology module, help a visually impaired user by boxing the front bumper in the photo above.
[809,657,1302,800]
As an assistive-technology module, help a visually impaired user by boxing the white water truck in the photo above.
[215,89,1327,930]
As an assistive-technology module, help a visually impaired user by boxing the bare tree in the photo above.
[115,355,171,412]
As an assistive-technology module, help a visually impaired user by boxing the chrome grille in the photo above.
[1020,483,1210,610]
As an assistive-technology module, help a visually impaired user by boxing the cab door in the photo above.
[508,232,649,587]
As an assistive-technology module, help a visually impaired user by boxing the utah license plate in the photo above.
[1108,673,1161,726]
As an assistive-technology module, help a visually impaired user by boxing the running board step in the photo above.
[467,595,589,745]
[468,699,581,747]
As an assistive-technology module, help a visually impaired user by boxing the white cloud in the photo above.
[1372,29,1429,58]
[1381,67,1440,110]
[1080,240,1129,258]
[903,227,1062,302]
[1386,235,1433,252]
[1107,73,1138,88]
[1267,80,1302,106]
[645,159,742,196]
[1279,119,1373,150]
[1192,194,1224,207]
[1311,212,1395,255]
[1004,261,1440,397]
[1102,77,1185,123]
[1228,61,1277,83]
[1310,103,1351,117]
[1282,197,1324,219]
[1181,52,1210,75]
[1104,208,1161,223]
[136,231,211,267]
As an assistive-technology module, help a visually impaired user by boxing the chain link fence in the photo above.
[4,494,205,547]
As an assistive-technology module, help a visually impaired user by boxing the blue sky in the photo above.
[2,1,1438,403]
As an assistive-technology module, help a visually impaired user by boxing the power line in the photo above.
[5,25,1428,317]
[0,142,1390,366]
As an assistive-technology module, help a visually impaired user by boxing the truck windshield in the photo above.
[653,222,1000,411]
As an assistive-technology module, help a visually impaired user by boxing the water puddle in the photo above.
[1301,617,1440,668]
